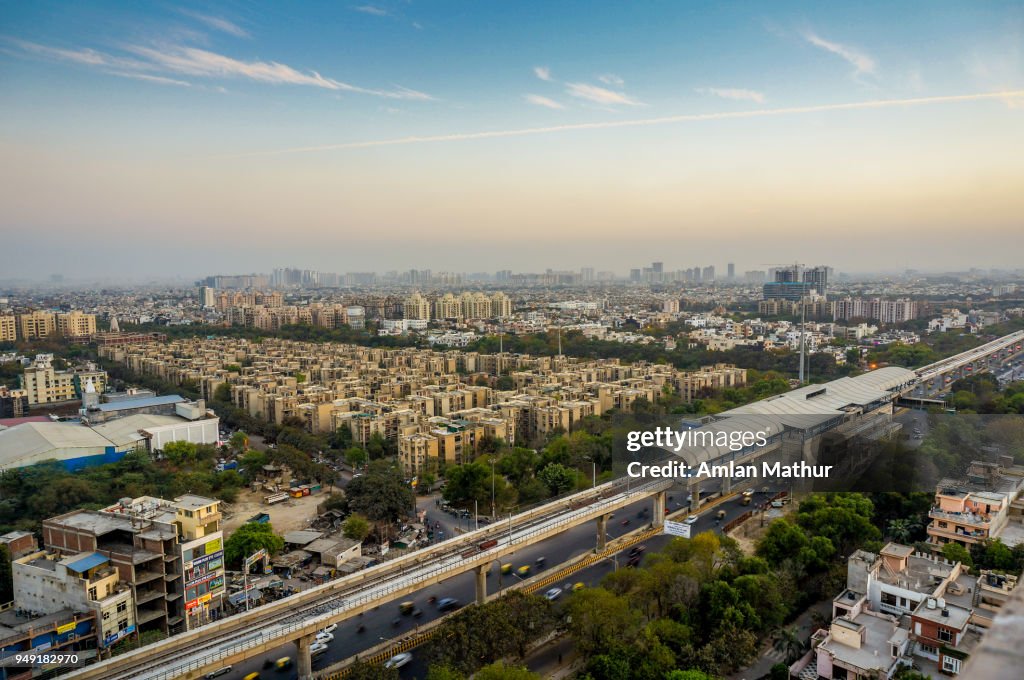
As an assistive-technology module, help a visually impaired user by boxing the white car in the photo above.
[310,641,328,656]
[320,623,338,634]
[544,587,563,601]
[315,631,334,643]
[684,515,699,525]
[204,668,232,679]
[385,652,413,669]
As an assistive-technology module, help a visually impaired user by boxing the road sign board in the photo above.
[663,520,691,538]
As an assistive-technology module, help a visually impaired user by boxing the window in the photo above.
[118,619,128,631]
[942,656,962,674]
[938,628,953,643]
[88,587,97,600]
[102,612,110,620]
[116,601,127,613]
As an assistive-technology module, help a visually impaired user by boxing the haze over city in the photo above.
[2,0,1023,277]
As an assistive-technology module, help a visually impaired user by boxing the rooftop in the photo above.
[913,599,972,629]
[95,394,185,412]
[818,610,904,675]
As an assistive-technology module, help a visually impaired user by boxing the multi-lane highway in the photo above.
[218,482,754,680]
[68,479,675,680]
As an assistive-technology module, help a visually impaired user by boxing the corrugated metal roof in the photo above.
[96,395,185,412]
[63,552,108,573]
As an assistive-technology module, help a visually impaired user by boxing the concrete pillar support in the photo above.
[296,634,314,680]
[475,564,488,604]
[596,514,609,551]
[722,474,732,495]
[689,479,701,512]
[653,491,666,527]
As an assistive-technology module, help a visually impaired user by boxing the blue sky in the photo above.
[1,1,1022,279]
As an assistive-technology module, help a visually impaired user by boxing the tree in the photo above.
[228,431,249,454]
[343,514,371,542]
[665,672,714,680]
[567,588,641,658]
[344,461,415,524]
[474,662,541,680]
[162,440,198,465]
[224,522,284,568]
[537,463,577,496]
[345,661,398,680]
[0,544,13,604]
[771,626,806,664]
[345,446,368,468]
[770,662,791,680]
[425,666,465,680]
[942,542,973,568]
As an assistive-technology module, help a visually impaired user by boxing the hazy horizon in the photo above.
[2,1,1023,278]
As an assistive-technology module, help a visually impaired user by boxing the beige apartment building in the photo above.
[56,311,98,338]
[18,311,56,339]
[0,314,16,342]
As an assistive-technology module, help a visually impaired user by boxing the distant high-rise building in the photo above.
[651,262,663,274]
[403,292,431,320]
[702,265,715,282]
[198,286,216,308]
[802,266,830,297]
[580,267,595,283]
[744,270,767,284]
[629,269,642,282]
[727,263,735,279]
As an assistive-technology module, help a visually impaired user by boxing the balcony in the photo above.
[929,507,991,527]
[927,524,987,542]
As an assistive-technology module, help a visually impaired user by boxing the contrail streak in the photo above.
[235,90,1024,157]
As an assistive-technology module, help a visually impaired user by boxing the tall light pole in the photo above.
[490,457,496,520]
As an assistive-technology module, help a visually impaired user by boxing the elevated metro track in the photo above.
[67,330,1024,680]
[67,478,673,680]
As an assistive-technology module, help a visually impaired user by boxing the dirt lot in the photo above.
[727,499,799,555]
[221,488,327,535]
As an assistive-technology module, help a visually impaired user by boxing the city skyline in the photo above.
[2,1,1023,278]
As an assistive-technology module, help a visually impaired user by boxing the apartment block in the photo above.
[17,311,55,339]
[14,550,136,648]
[41,494,225,637]
[0,314,15,342]
[56,311,98,338]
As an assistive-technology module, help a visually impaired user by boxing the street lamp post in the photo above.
[490,457,496,521]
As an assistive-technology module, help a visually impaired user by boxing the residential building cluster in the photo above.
[0,310,98,342]
[96,336,746,475]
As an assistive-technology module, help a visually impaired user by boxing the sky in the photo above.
[1,0,1023,281]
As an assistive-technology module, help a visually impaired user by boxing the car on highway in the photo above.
[315,631,334,643]
[243,673,260,680]
[572,582,585,592]
[310,641,329,656]
[544,587,563,601]
[320,623,338,634]
[437,597,460,612]
[205,667,232,679]
[517,565,531,577]
[385,652,413,669]
[275,656,292,670]
[684,515,699,525]
[628,545,646,557]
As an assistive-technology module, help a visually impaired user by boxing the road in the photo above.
[211,482,757,680]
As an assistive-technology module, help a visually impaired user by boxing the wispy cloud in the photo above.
[697,87,765,104]
[108,71,192,87]
[235,90,1024,156]
[5,38,432,99]
[533,66,552,81]
[353,5,388,17]
[565,82,641,106]
[524,94,565,110]
[179,10,250,38]
[803,31,876,76]
[597,73,624,87]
